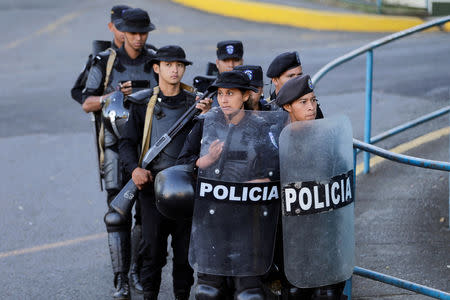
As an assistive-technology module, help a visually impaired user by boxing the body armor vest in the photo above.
[203,112,263,181]
[149,93,195,172]
[103,49,156,145]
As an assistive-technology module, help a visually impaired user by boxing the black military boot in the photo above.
[129,224,144,293]
[114,272,130,299]
[108,231,131,299]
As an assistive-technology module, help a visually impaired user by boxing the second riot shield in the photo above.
[189,108,286,276]
[279,115,355,288]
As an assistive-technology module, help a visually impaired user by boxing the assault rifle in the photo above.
[110,90,213,216]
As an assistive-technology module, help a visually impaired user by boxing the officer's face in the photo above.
[153,61,186,85]
[217,88,249,115]
[124,32,148,50]
[108,22,125,47]
[273,66,303,93]
[283,92,317,122]
[216,58,243,73]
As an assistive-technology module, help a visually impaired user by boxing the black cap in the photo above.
[216,40,243,60]
[266,51,302,78]
[110,5,131,25]
[211,71,258,92]
[115,8,155,33]
[234,65,264,88]
[151,45,192,65]
[276,75,314,107]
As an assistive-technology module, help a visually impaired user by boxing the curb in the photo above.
[171,0,448,32]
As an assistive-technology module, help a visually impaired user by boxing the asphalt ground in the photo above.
[0,0,448,299]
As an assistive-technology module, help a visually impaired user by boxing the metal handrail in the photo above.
[311,16,450,85]
[370,106,450,144]
[312,16,450,174]
[353,138,450,171]
[354,266,450,299]
[311,17,450,299]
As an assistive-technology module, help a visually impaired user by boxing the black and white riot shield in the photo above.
[189,108,287,276]
[279,115,355,288]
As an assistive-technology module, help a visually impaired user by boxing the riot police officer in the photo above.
[209,40,245,107]
[119,45,211,300]
[71,5,130,104]
[265,51,303,108]
[177,71,282,300]
[82,8,157,299]
[234,65,270,111]
[275,75,347,300]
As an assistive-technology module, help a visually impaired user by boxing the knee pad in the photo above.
[195,284,225,300]
[104,210,128,230]
[103,147,122,191]
[236,287,265,300]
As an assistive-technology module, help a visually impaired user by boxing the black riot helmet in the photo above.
[154,164,195,220]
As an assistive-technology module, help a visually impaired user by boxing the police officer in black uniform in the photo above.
[265,51,303,107]
[234,65,270,111]
[177,71,278,300]
[71,5,130,104]
[82,8,157,299]
[207,40,244,107]
[119,45,211,300]
[275,75,345,300]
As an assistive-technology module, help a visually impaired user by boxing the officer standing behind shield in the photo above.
[119,45,211,300]
[81,8,157,299]
[275,75,347,299]
[177,71,280,300]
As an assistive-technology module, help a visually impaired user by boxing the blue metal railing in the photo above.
[312,15,450,174]
[354,267,450,299]
[312,16,450,300]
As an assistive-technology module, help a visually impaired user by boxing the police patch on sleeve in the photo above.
[282,170,353,216]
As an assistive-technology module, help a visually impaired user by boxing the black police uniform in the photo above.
[177,71,275,300]
[71,5,130,104]
[81,7,157,298]
[177,109,277,300]
[119,88,196,300]
[272,75,344,300]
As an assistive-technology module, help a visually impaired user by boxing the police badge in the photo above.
[308,78,314,90]
[244,70,253,80]
[226,45,234,55]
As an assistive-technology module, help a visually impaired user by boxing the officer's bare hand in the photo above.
[119,81,133,96]
[208,139,224,161]
[132,167,153,190]
[196,139,224,169]
[195,97,213,114]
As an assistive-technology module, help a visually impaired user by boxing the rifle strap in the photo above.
[138,85,160,166]
[98,48,117,167]
[180,82,195,93]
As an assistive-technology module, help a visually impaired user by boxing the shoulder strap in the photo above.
[103,48,117,92]
[138,85,160,166]
[97,48,117,171]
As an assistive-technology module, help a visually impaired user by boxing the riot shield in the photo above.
[279,115,355,288]
[189,108,286,276]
